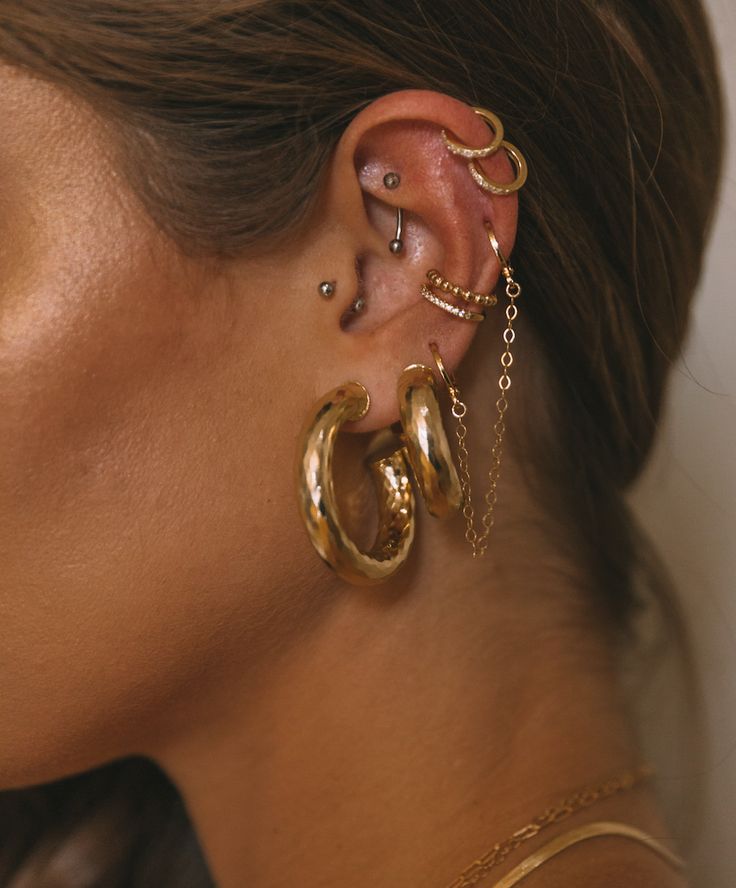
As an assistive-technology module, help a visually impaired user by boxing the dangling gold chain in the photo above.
[442,265,521,558]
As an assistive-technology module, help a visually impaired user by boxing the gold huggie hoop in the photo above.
[441,107,505,159]
[296,382,415,585]
[398,364,463,519]
[426,269,497,307]
[485,222,514,280]
[420,284,485,322]
[468,139,528,196]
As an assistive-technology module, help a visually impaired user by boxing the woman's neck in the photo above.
[154,520,684,888]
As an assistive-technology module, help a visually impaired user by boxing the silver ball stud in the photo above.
[389,238,404,254]
[352,296,366,313]
[318,280,335,298]
[383,172,401,190]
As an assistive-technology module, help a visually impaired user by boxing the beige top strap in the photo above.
[489,820,685,888]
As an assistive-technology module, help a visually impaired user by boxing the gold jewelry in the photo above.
[389,206,404,254]
[488,821,685,888]
[441,107,505,159]
[426,269,497,307]
[430,223,521,558]
[397,364,463,519]
[421,284,485,323]
[296,382,415,585]
[444,765,654,888]
[467,139,528,195]
[441,105,528,196]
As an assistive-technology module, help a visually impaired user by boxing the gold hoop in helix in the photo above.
[295,382,415,585]
[443,106,527,196]
[468,140,528,196]
[441,107,505,159]
[397,364,463,519]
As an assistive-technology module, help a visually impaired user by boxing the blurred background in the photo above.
[629,0,735,884]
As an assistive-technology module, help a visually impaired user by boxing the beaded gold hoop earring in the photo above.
[296,382,415,585]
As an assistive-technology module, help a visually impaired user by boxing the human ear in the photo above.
[305,89,520,431]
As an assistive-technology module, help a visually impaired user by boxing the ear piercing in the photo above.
[442,106,528,195]
[318,280,336,298]
[426,269,497,307]
[389,207,404,254]
[382,171,405,254]
[420,284,485,322]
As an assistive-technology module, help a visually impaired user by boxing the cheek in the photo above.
[0,185,299,790]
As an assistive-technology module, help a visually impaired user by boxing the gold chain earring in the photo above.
[397,364,463,519]
[296,382,415,585]
[430,223,522,558]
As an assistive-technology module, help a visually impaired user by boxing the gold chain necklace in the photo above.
[444,765,653,888]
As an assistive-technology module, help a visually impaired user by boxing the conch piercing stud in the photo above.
[318,280,335,298]
[383,171,401,189]
[389,207,404,254]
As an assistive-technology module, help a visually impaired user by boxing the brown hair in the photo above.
[0,1,724,884]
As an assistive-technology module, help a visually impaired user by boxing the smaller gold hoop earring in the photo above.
[484,222,513,280]
[296,382,415,585]
[441,107,505,159]
[398,364,463,519]
[468,140,528,196]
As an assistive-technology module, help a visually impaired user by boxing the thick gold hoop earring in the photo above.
[398,364,463,519]
[296,382,415,586]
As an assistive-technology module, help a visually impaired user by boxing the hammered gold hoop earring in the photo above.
[398,364,463,519]
[296,382,415,586]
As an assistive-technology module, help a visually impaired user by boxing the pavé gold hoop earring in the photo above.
[296,382,415,585]
[468,140,528,196]
[429,223,523,558]
[442,106,528,196]
[441,107,505,159]
[397,364,463,519]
